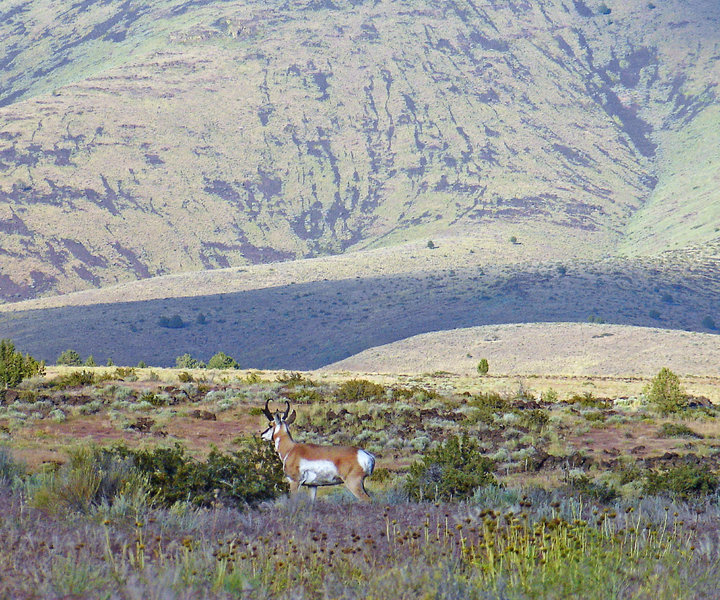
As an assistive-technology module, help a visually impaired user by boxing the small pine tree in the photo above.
[57,349,82,366]
[84,355,96,367]
[645,367,687,415]
[427,240,436,249]
[0,339,45,388]
[476,358,489,376]
[207,352,240,370]
[106,358,114,367]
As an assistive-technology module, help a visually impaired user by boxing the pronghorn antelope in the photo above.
[261,400,375,501]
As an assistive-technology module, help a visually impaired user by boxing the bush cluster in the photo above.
[105,439,286,507]
[644,464,718,499]
[53,369,96,388]
[175,352,240,370]
[405,434,496,501]
[335,379,386,402]
[23,439,287,514]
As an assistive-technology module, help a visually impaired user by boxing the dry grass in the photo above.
[326,322,720,385]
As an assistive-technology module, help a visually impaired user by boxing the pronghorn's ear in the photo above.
[285,409,296,425]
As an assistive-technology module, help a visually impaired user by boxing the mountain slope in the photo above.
[1,0,719,300]
[1,240,717,369]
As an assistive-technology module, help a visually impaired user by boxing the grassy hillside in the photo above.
[1,0,719,300]
[326,322,720,378]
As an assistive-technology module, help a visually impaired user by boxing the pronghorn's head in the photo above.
[260,399,296,442]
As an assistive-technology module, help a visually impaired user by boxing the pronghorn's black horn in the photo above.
[283,400,291,420]
[262,399,273,421]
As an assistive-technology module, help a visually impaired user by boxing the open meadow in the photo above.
[1,362,720,598]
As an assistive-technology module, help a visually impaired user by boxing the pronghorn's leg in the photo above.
[288,478,301,495]
[345,475,372,501]
[308,486,317,502]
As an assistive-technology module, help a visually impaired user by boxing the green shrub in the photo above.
[139,391,167,407]
[57,349,82,366]
[113,367,137,381]
[178,371,195,383]
[659,422,702,439]
[405,434,496,501]
[84,355,96,367]
[541,388,559,403]
[464,392,510,425]
[645,368,687,415]
[207,352,240,370]
[106,439,287,507]
[276,371,314,386]
[566,391,610,409]
[519,409,550,431]
[176,353,206,369]
[644,464,718,499]
[476,358,489,376]
[567,473,618,502]
[583,411,606,423]
[0,339,45,388]
[54,370,96,388]
[157,314,186,329]
[335,379,386,402]
[370,467,391,483]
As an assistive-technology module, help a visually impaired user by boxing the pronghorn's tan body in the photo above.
[261,401,375,501]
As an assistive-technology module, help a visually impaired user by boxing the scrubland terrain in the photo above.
[1,0,719,369]
[1,1,720,595]
[1,365,720,598]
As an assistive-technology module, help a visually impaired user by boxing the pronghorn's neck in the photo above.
[273,423,296,463]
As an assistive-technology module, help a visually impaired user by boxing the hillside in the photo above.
[325,322,720,378]
[1,0,719,301]
[1,239,718,369]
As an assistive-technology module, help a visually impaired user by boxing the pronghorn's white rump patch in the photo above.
[357,449,375,475]
[298,459,342,486]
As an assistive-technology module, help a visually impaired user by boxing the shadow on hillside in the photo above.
[1,263,718,369]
